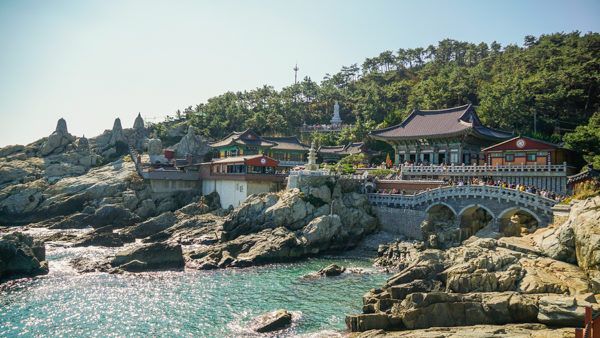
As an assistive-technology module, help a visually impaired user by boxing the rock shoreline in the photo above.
[346,196,600,334]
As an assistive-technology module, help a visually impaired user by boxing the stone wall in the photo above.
[373,206,426,239]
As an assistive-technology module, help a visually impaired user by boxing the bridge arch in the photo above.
[458,204,496,219]
[457,204,495,238]
[425,202,458,216]
[497,206,542,236]
[497,206,542,224]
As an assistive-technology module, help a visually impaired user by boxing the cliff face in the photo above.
[348,196,600,333]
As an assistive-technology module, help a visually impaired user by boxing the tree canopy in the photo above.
[152,31,599,164]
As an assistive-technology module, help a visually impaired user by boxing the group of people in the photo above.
[446,178,565,201]
[375,178,566,202]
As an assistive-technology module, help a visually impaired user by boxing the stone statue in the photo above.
[40,118,75,156]
[147,138,163,156]
[330,101,342,126]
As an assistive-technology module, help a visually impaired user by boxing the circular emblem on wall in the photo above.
[260,158,267,164]
[516,139,526,148]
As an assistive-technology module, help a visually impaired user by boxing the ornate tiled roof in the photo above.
[318,142,365,155]
[210,129,276,148]
[262,136,309,151]
[370,104,512,141]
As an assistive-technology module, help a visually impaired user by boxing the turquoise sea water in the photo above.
[0,243,388,337]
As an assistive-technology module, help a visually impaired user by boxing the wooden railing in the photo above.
[367,184,557,214]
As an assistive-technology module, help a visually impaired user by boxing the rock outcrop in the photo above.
[40,118,75,156]
[348,236,598,332]
[0,232,48,281]
[250,309,293,333]
[171,126,210,158]
[110,242,185,272]
[186,178,378,269]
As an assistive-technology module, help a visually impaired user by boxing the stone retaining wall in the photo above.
[373,206,425,240]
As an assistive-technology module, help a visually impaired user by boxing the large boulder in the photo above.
[249,309,293,333]
[110,242,184,271]
[318,264,346,277]
[0,232,48,281]
[570,197,600,289]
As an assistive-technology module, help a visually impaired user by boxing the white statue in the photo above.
[330,101,342,126]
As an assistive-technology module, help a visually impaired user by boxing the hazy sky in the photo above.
[1,0,598,147]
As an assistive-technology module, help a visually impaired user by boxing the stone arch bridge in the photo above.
[367,185,558,239]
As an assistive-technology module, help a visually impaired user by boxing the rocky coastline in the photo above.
[346,196,600,336]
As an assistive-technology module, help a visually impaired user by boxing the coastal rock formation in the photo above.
[171,126,210,158]
[110,242,185,272]
[318,264,346,277]
[352,323,574,338]
[0,232,48,282]
[250,309,293,333]
[349,234,598,332]
[186,179,378,269]
[40,118,75,156]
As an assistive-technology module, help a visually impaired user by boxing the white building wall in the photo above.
[202,179,279,209]
[202,179,249,209]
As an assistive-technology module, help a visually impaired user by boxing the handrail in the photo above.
[366,184,558,213]
[400,163,568,175]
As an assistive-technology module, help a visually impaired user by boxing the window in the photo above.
[527,153,537,161]
[505,154,514,162]
[450,153,459,164]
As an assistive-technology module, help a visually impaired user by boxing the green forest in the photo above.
[152,31,600,167]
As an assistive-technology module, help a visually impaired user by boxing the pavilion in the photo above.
[369,104,513,165]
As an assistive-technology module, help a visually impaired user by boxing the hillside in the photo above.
[152,32,598,155]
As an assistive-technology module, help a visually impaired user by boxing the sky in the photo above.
[0,0,598,147]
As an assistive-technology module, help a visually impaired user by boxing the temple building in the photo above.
[369,104,513,165]
[481,136,576,166]
[198,154,285,208]
[209,129,309,168]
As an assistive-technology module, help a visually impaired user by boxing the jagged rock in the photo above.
[109,118,125,145]
[318,264,346,277]
[85,204,140,228]
[350,232,599,332]
[110,242,184,271]
[0,232,48,281]
[40,118,75,156]
[250,309,293,333]
[534,221,576,263]
[537,294,599,327]
[171,126,210,158]
[121,212,177,239]
[72,227,133,247]
[0,144,25,158]
[133,113,145,131]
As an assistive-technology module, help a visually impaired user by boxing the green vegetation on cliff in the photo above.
[153,31,599,161]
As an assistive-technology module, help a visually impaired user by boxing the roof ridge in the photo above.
[416,103,472,114]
